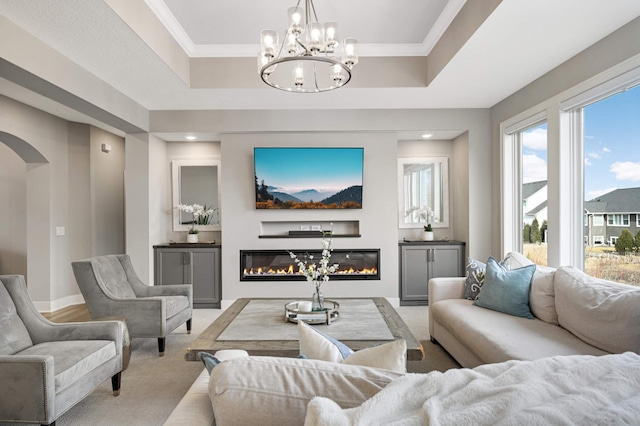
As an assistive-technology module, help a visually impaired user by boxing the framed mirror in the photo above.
[398,157,449,229]
[172,159,221,232]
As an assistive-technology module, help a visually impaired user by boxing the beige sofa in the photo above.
[164,353,403,426]
[429,252,640,368]
[165,253,640,424]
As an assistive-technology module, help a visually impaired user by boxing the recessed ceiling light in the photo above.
[421,133,433,139]
[185,135,197,141]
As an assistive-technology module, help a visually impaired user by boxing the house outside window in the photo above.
[607,214,629,226]
[593,236,605,245]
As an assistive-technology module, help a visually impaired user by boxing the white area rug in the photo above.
[217,299,394,341]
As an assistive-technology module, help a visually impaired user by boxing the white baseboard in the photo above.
[34,293,85,313]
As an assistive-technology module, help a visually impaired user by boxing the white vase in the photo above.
[187,233,199,243]
[423,231,434,241]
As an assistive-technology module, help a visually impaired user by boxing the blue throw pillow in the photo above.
[198,352,221,373]
[473,256,536,319]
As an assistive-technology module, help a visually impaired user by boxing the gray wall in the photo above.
[0,94,125,310]
[0,142,27,277]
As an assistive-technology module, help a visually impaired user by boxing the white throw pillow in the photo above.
[507,251,558,325]
[298,321,407,372]
[209,356,403,426]
[554,266,640,354]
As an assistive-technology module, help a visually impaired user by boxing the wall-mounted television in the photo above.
[254,147,363,209]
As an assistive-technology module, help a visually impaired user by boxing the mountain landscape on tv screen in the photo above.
[255,182,362,209]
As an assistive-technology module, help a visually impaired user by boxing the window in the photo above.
[520,122,548,265]
[501,63,640,286]
[637,214,640,227]
[607,214,629,226]
[578,82,640,285]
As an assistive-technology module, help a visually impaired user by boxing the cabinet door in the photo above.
[400,246,430,303]
[430,246,464,279]
[155,250,189,285]
[191,248,220,308]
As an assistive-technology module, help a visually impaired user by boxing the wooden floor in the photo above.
[42,304,91,323]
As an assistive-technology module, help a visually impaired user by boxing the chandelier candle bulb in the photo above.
[342,38,359,68]
[306,22,323,52]
[286,33,298,55]
[331,63,344,82]
[260,30,278,58]
[294,64,304,87]
[324,22,337,51]
[288,6,304,35]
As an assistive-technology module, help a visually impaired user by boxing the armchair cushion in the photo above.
[0,280,33,355]
[92,256,136,299]
[17,340,116,391]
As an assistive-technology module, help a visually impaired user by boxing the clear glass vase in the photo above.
[312,283,324,311]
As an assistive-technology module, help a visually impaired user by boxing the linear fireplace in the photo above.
[240,249,380,281]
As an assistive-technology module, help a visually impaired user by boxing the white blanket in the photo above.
[305,352,640,425]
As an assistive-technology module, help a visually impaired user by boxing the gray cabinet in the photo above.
[153,244,221,308]
[399,241,465,305]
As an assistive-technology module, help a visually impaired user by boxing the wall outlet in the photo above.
[55,226,65,236]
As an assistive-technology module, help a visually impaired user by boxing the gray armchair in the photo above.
[0,275,123,426]
[71,254,192,356]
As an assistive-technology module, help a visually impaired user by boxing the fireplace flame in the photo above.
[243,264,377,277]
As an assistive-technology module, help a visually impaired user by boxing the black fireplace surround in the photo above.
[240,249,380,281]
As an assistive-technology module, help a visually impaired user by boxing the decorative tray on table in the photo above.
[284,300,340,325]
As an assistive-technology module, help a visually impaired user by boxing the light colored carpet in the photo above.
[1,305,459,426]
[218,299,393,341]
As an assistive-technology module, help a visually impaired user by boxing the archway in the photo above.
[0,131,50,303]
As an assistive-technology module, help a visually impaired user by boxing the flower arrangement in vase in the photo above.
[288,231,339,311]
[177,203,215,243]
[406,206,435,241]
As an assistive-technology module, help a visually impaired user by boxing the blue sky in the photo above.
[254,147,363,194]
[522,84,640,201]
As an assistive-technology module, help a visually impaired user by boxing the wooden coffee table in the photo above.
[185,297,424,361]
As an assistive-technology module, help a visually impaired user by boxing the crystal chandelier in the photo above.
[258,0,358,93]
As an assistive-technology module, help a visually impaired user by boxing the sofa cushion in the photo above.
[17,340,116,391]
[473,257,536,319]
[554,266,640,354]
[208,356,404,426]
[431,299,608,364]
[0,281,33,355]
[507,251,558,324]
[297,321,406,372]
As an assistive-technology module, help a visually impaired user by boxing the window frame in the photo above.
[501,112,547,255]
